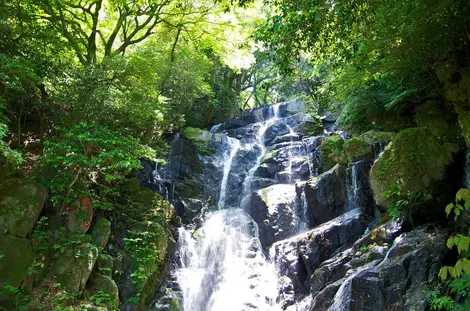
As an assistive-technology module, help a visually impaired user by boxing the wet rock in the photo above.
[0,234,35,287]
[345,160,375,215]
[250,184,298,247]
[0,179,47,237]
[174,198,204,224]
[305,164,347,227]
[308,224,448,311]
[270,209,369,294]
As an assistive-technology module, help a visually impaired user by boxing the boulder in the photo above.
[358,130,396,145]
[0,179,47,237]
[65,196,94,234]
[0,234,35,287]
[458,111,470,149]
[370,128,457,210]
[343,137,372,163]
[84,273,119,309]
[51,242,99,292]
[90,216,111,248]
[278,99,306,117]
[305,165,347,227]
[250,184,298,247]
[319,135,347,171]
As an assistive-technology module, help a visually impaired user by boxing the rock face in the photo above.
[0,179,47,237]
[370,127,457,210]
[270,209,369,297]
[250,184,298,247]
[305,165,347,227]
[309,223,448,311]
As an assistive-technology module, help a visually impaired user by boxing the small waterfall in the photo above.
[217,137,241,210]
[346,162,360,211]
[240,104,280,209]
[176,209,280,311]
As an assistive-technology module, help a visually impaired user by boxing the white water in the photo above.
[240,104,281,209]
[346,162,360,211]
[217,137,241,210]
[176,105,284,311]
[176,210,280,311]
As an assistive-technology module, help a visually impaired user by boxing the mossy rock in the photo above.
[0,234,35,288]
[125,221,176,310]
[319,135,347,171]
[181,127,216,157]
[84,273,119,310]
[96,253,114,277]
[51,242,99,292]
[0,179,47,238]
[175,180,203,198]
[90,216,111,249]
[415,101,461,144]
[370,128,458,210]
[343,137,372,163]
[359,130,396,145]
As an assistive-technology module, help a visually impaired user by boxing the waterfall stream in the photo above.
[169,102,373,311]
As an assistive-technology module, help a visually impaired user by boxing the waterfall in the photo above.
[346,162,360,211]
[217,137,241,210]
[176,210,280,311]
[240,104,280,209]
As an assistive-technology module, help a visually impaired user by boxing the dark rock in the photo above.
[174,198,204,224]
[271,209,369,294]
[307,224,448,311]
[305,164,347,227]
[250,184,298,247]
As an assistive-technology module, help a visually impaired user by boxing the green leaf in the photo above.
[439,266,448,281]
[445,203,454,216]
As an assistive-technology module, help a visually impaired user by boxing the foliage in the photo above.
[124,223,166,291]
[40,122,155,207]
[436,189,470,309]
[429,284,459,311]
[256,0,470,131]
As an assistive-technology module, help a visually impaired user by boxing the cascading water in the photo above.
[175,107,283,311]
[168,102,379,311]
[217,137,241,210]
[240,104,281,209]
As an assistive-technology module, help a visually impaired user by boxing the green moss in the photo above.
[319,135,347,170]
[170,299,180,311]
[359,130,396,145]
[370,127,457,210]
[343,137,372,162]
[181,127,216,157]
